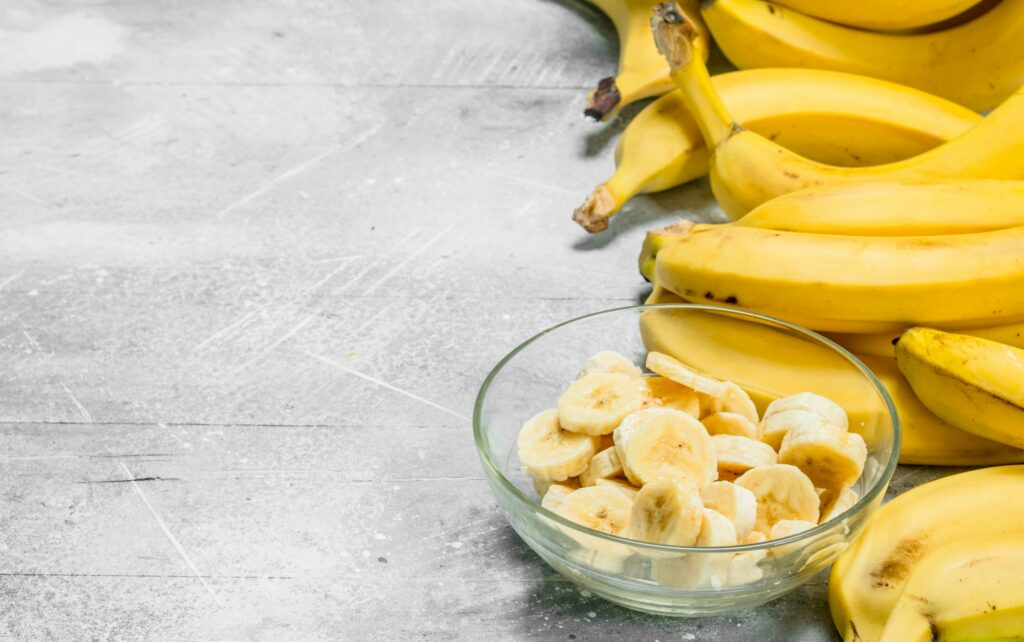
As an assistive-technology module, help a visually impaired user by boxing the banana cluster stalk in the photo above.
[830,466,1024,641]
[702,0,1024,111]
[651,5,1024,218]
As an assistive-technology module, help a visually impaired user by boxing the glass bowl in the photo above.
[473,304,899,616]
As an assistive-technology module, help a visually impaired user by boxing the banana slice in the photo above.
[642,376,701,418]
[728,549,766,586]
[534,476,579,499]
[594,477,641,500]
[579,447,623,486]
[555,486,633,538]
[679,508,739,588]
[646,351,727,398]
[558,372,646,435]
[578,351,643,379]
[764,392,848,429]
[759,408,823,450]
[719,382,759,423]
[629,479,704,547]
[779,420,867,488]
[703,412,759,439]
[818,486,859,524]
[701,481,757,539]
[718,470,741,483]
[518,409,601,481]
[741,530,768,545]
[614,408,717,488]
[712,434,779,475]
[541,482,579,512]
[768,519,818,559]
[735,464,820,533]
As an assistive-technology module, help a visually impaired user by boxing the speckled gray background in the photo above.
[0,1,953,639]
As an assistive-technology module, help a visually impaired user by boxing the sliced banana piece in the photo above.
[712,434,779,475]
[614,408,717,488]
[642,376,701,418]
[558,372,646,435]
[759,409,824,450]
[818,486,859,524]
[741,530,768,545]
[728,549,766,586]
[768,519,818,559]
[629,479,704,548]
[719,382,759,423]
[534,476,578,499]
[541,483,579,512]
[701,481,757,539]
[779,420,867,488]
[735,464,820,534]
[594,477,641,500]
[764,392,848,429]
[646,351,727,398]
[518,409,600,481]
[579,447,623,486]
[578,351,644,379]
[702,412,759,439]
[679,508,739,588]
[555,486,633,538]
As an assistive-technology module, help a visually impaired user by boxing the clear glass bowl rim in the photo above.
[473,303,901,554]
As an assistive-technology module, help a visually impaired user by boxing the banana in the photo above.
[535,476,580,499]
[541,482,580,512]
[741,530,767,545]
[642,375,700,417]
[895,327,1024,449]
[594,477,641,499]
[876,534,1024,642]
[779,420,867,489]
[702,412,758,439]
[770,0,982,31]
[679,508,739,587]
[573,70,979,232]
[554,486,635,562]
[765,392,849,430]
[767,519,817,559]
[558,371,647,435]
[578,350,644,379]
[827,321,1024,359]
[582,0,709,121]
[728,547,766,585]
[715,382,758,423]
[735,463,820,533]
[629,478,704,546]
[651,223,1024,333]
[646,350,726,397]
[736,180,1024,237]
[711,434,778,475]
[818,486,858,525]
[702,0,1024,111]
[614,407,717,487]
[829,466,1024,642]
[579,446,624,486]
[759,409,819,451]
[701,480,757,538]
[518,409,602,481]
[653,5,1024,218]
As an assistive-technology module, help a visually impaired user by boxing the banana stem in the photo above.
[584,77,622,121]
[651,2,736,149]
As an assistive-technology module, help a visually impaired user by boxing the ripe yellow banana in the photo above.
[829,466,1024,642]
[652,5,1024,218]
[701,0,1024,111]
[770,0,982,31]
[876,533,1024,642]
[641,288,1024,464]
[574,71,980,233]
[827,322,1024,359]
[896,327,1024,449]
[582,0,708,121]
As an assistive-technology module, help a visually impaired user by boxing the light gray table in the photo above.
[0,1,951,639]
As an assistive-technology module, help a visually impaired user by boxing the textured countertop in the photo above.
[0,1,948,639]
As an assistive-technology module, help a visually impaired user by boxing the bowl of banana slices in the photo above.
[474,304,899,616]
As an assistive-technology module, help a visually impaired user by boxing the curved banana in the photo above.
[701,0,1024,111]
[829,466,1024,642]
[896,327,1024,449]
[770,0,982,32]
[583,0,709,121]
[641,288,1024,465]
[827,321,1024,359]
[573,71,980,233]
[876,533,1024,642]
[652,5,1024,218]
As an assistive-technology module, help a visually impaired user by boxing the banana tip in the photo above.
[572,186,617,233]
[652,2,698,68]
[583,77,621,121]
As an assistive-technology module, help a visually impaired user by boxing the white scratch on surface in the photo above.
[0,272,23,293]
[241,311,318,368]
[1,187,48,206]
[475,169,575,195]
[118,461,222,605]
[214,123,383,219]
[61,383,92,423]
[303,350,469,421]
[305,256,361,293]
[193,311,257,352]
[332,227,421,295]
[362,225,452,295]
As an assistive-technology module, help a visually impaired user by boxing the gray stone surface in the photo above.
[0,1,953,639]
